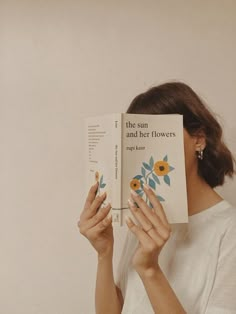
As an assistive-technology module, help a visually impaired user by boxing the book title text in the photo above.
[125,121,176,138]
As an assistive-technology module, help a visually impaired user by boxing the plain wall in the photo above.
[1,1,235,313]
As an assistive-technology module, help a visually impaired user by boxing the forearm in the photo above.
[139,266,186,314]
[95,252,122,314]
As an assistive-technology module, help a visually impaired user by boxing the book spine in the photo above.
[111,114,122,226]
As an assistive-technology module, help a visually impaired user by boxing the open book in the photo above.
[85,114,188,226]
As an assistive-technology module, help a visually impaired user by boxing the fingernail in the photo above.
[100,191,106,198]
[130,189,138,197]
[143,183,151,190]
[128,198,135,207]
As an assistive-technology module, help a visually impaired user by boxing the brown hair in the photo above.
[126,82,235,188]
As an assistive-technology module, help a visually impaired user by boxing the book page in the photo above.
[122,114,188,224]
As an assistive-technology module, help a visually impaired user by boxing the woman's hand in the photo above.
[78,182,113,258]
[126,183,172,276]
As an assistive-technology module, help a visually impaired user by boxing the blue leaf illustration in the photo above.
[169,166,175,172]
[143,162,152,171]
[100,183,106,188]
[148,178,156,190]
[139,191,144,197]
[136,189,143,195]
[134,175,143,180]
[140,180,144,189]
[163,155,168,162]
[164,175,170,186]
[152,172,160,184]
[149,156,154,168]
[100,175,104,185]
[141,166,146,177]
[157,195,165,202]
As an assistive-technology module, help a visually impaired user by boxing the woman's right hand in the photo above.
[78,182,113,258]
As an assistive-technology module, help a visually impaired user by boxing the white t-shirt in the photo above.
[116,200,236,314]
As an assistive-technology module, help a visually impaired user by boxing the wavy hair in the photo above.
[126,82,235,188]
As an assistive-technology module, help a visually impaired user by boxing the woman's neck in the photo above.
[186,173,223,216]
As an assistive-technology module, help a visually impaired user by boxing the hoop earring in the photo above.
[197,149,204,160]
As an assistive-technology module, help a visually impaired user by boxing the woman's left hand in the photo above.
[126,183,172,276]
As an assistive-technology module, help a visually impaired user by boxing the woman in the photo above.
[79,82,236,314]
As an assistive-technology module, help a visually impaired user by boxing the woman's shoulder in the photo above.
[212,200,236,226]
[208,200,236,239]
[214,201,236,251]
[181,200,236,245]
[188,200,236,226]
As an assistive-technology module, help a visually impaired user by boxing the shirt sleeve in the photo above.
[205,213,236,314]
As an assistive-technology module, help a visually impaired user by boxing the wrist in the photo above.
[97,248,113,261]
[137,264,162,279]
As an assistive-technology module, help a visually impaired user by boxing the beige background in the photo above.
[1,1,235,314]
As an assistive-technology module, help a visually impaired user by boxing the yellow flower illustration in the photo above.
[154,161,170,176]
[95,171,99,182]
[130,178,141,191]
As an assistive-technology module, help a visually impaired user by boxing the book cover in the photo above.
[85,114,188,226]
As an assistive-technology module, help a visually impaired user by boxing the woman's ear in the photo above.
[195,131,206,153]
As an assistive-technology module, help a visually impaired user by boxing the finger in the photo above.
[84,182,99,210]
[147,226,171,244]
[85,213,113,240]
[83,203,112,231]
[128,199,171,242]
[125,216,164,249]
[129,189,157,225]
[143,184,169,227]
[128,198,153,231]
[82,191,107,220]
